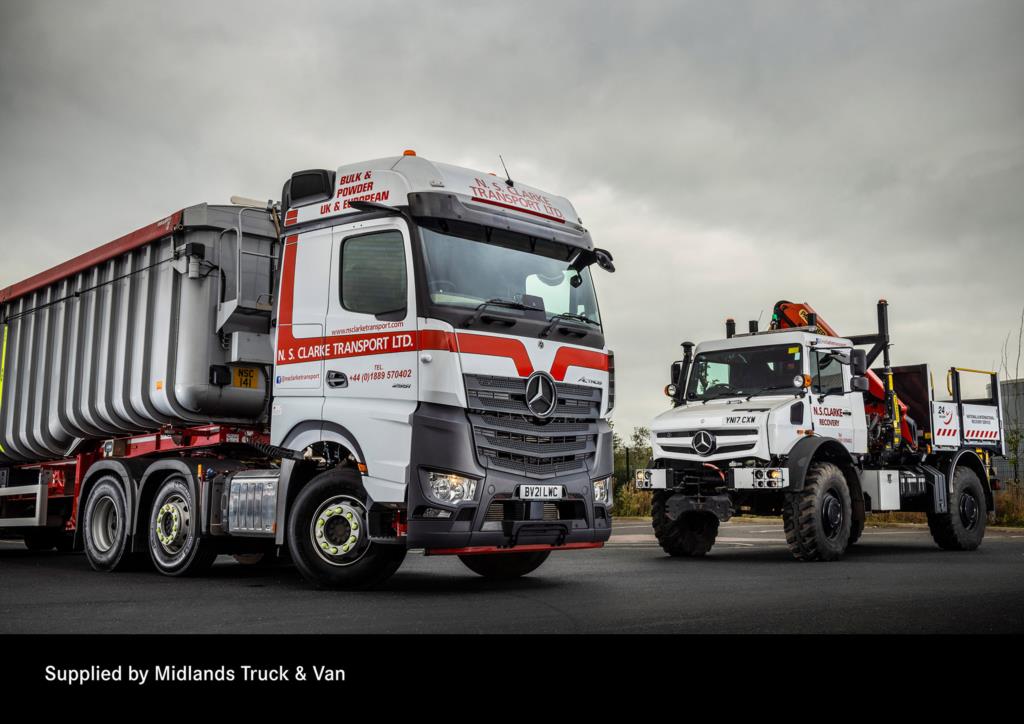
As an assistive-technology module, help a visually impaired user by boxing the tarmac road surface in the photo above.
[2,519,1022,634]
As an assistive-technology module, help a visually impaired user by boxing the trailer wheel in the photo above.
[783,461,851,561]
[652,496,719,557]
[458,551,551,579]
[82,476,141,571]
[927,466,987,551]
[147,475,217,576]
[287,468,406,589]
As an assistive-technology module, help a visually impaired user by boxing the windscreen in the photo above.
[418,227,601,324]
[687,344,804,401]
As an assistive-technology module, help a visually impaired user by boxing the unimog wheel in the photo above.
[83,476,144,572]
[148,475,218,576]
[927,466,987,551]
[458,551,551,579]
[652,495,719,557]
[783,461,851,561]
[287,468,406,589]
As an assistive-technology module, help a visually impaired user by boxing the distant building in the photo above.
[994,379,1024,483]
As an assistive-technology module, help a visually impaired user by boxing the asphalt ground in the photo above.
[2,519,1022,634]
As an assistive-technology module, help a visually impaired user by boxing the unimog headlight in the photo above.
[426,472,478,505]
[593,476,612,505]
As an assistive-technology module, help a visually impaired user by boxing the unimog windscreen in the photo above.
[686,344,804,401]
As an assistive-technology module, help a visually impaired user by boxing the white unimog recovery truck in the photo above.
[636,299,1005,561]
[0,151,617,588]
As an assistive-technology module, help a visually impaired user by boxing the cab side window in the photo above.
[811,350,846,395]
[340,231,407,318]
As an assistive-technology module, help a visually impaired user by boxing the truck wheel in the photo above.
[458,551,551,579]
[783,461,851,561]
[848,514,865,547]
[652,496,719,557]
[147,475,217,576]
[287,468,406,589]
[83,476,142,572]
[927,467,987,551]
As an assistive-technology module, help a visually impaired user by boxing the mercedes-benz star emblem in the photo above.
[525,372,558,418]
[692,430,717,456]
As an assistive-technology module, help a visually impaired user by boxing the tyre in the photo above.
[783,461,852,561]
[83,476,142,572]
[848,513,865,547]
[652,495,719,557]
[287,468,406,589]
[458,551,551,579]
[147,475,217,576]
[927,466,987,551]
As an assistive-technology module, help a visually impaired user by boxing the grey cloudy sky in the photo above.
[1,0,1022,434]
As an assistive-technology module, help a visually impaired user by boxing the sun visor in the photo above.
[407,192,594,252]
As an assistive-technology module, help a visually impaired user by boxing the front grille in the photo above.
[658,428,758,438]
[657,427,759,456]
[662,442,757,455]
[465,373,602,479]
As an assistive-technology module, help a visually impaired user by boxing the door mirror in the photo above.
[851,375,869,393]
[851,349,868,376]
[670,361,682,386]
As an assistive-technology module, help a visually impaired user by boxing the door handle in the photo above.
[326,371,348,389]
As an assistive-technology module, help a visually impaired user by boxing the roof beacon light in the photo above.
[403,149,417,157]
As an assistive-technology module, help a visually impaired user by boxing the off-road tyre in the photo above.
[927,466,986,551]
[652,495,719,557]
[783,461,852,561]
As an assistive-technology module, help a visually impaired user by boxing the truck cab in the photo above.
[269,153,617,585]
[650,331,867,469]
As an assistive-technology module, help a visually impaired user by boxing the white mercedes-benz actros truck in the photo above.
[636,299,1005,562]
[0,151,617,588]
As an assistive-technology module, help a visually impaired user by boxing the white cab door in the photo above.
[321,218,419,502]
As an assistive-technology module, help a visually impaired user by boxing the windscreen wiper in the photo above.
[744,385,807,400]
[700,388,745,404]
[464,298,533,328]
[541,312,600,337]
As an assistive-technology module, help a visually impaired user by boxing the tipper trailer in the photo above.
[636,299,1005,561]
[0,152,618,588]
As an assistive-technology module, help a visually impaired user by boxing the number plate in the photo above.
[232,367,260,389]
[518,485,563,501]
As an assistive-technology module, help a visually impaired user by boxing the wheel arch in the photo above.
[130,460,205,553]
[947,449,992,512]
[786,436,857,492]
[274,421,365,546]
[75,459,151,549]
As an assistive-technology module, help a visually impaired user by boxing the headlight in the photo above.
[593,476,611,505]
[426,471,478,505]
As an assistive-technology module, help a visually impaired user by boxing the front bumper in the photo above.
[406,404,613,552]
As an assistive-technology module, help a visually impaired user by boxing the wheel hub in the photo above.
[311,498,367,566]
[959,491,979,530]
[90,495,119,553]
[155,497,190,554]
[822,491,844,540]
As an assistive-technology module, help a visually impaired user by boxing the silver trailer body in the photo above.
[0,204,278,463]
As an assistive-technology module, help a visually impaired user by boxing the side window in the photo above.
[811,350,846,395]
[340,230,407,317]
